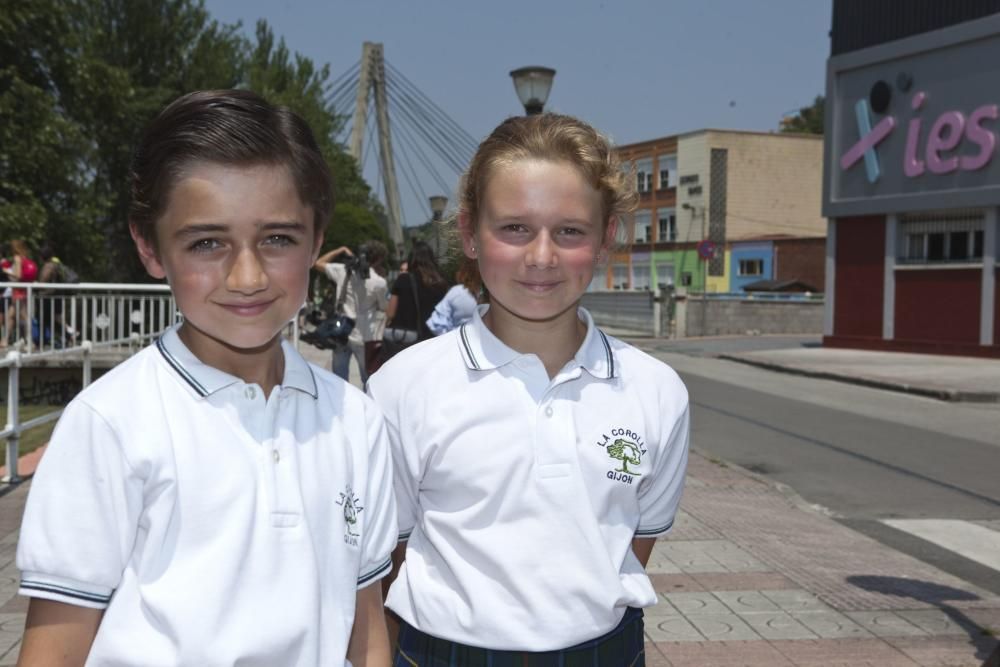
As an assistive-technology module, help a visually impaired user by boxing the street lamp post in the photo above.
[509,66,556,115]
[429,195,448,259]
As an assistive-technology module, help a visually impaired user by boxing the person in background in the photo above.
[426,256,482,335]
[3,239,38,347]
[384,241,447,343]
[313,240,389,384]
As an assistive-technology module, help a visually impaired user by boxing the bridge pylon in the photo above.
[349,42,404,253]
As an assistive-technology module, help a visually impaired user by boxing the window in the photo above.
[655,262,674,288]
[680,272,693,287]
[658,154,677,189]
[634,211,652,243]
[635,158,653,193]
[898,211,985,264]
[738,259,764,276]
[658,209,677,242]
[632,264,651,290]
[612,263,630,290]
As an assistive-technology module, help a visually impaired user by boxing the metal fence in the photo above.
[1,282,178,354]
[0,282,311,483]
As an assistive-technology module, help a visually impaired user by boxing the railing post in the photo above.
[25,285,33,355]
[3,351,21,483]
[82,340,93,388]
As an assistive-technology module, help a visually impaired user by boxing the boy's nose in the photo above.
[227,248,269,294]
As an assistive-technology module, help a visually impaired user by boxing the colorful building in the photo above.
[602,130,826,293]
[823,2,1000,356]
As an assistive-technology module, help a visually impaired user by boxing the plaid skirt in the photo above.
[394,607,645,667]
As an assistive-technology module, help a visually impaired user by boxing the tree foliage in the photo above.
[780,95,825,135]
[0,1,380,282]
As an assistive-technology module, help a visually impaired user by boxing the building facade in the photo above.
[604,130,826,294]
[823,1,1000,356]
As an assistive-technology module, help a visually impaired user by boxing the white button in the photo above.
[272,449,280,463]
[544,406,553,417]
[245,387,256,400]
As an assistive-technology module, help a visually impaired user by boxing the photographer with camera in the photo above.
[310,241,388,383]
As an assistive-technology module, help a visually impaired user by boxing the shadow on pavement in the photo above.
[847,575,998,663]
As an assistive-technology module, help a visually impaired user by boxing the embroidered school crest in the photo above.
[596,428,647,485]
[336,485,364,546]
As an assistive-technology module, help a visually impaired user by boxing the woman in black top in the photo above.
[386,241,448,341]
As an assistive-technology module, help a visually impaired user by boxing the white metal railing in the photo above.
[1,282,178,355]
[0,282,308,482]
[1,334,158,483]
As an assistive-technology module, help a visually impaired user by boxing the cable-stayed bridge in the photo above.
[325,42,479,248]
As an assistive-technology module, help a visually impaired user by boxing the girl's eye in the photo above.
[189,238,222,253]
[560,227,585,236]
[501,224,528,233]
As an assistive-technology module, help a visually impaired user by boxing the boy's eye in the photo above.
[264,234,296,247]
[189,238,222,252]
[560,227,585,236]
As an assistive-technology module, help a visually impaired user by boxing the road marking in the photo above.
[882,519,1000,572]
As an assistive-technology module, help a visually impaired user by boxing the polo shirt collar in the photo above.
[156,325,318,398]
[457,306,619,379]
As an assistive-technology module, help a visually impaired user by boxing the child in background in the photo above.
[16,89,396,666]
[425,257,482,335]
[369,113,690,665]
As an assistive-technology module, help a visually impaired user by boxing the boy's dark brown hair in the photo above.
[129,89,333,248]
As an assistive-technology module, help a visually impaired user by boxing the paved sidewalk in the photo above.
[718,347,1000,403]
[0,449,996,665]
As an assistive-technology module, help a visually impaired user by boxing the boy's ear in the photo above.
[129,223,167,280]
[458,212,477,259]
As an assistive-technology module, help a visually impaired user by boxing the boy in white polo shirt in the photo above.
[15,90,396,666]
[368,114,689,665]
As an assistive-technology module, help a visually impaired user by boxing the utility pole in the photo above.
[349,42,404,254]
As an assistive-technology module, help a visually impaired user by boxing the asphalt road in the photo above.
[631,336,1000,596]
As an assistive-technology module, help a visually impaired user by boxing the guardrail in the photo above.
[1,282,178,355]
[0,282,309,483]
[1,334,156,483]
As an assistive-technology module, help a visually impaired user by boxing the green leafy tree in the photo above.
[607,438,642,475]
[781,95,825,135]
[1,2,384,281]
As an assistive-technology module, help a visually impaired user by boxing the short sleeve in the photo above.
[635,402,690,538]
[425,290,455,336]
[356,401,398,589]
[324,263,347,302]
[366,379,419,542]
[16,400,144,609]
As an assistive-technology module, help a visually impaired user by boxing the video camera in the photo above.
[343,247,370,278]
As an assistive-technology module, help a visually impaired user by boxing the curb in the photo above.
[718,354,1000,403]
[691,447,840,519]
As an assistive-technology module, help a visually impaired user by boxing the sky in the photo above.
[203,0,833,228]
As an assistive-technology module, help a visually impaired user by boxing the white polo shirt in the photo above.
[17,325,397,666]
[367,306,689,651]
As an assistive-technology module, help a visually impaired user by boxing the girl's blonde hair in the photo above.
[457,113,637,230]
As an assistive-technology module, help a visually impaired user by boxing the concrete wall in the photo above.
[706,130,826,240]
[678,297,824,337]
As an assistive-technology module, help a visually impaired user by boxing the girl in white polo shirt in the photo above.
[368,113,690,666]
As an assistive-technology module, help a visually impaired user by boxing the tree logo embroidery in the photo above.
[597,428,647,485]
[336,485,364,546]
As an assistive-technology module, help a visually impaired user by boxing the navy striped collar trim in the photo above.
[457,306,618,379]
[156,326,318,398]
